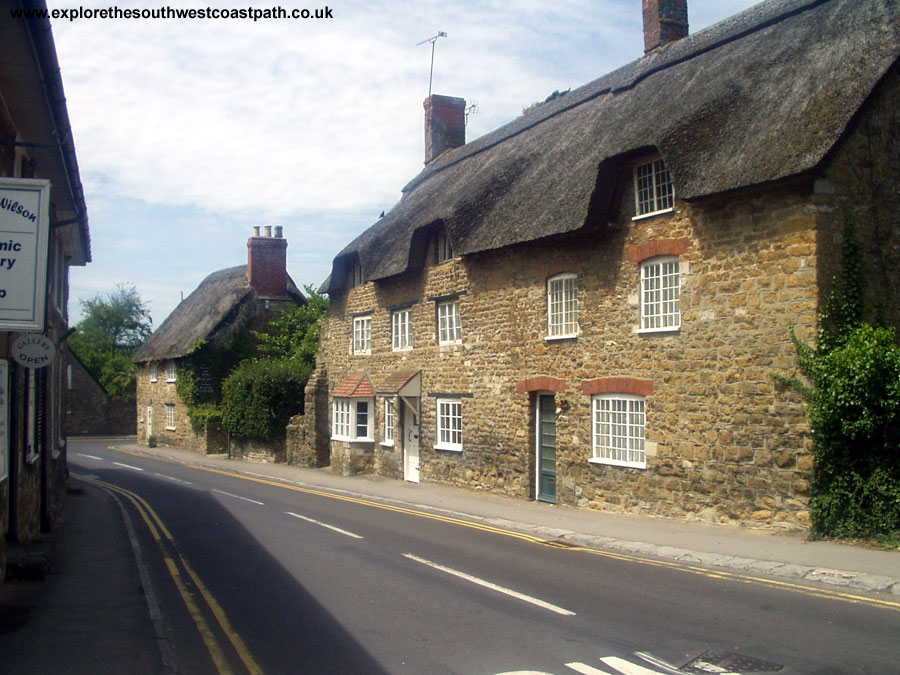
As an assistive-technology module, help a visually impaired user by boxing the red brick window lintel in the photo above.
[580,377,654,397]
[625,238,691,265]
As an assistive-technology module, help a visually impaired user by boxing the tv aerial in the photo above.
[416,31,447,97]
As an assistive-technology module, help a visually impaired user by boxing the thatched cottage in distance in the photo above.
[294,0,900,529]
[134,227,305,453]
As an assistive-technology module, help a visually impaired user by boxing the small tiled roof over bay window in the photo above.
[333,374,375,399]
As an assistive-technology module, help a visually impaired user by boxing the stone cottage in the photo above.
[133,227,305,454]
[296,0,900,529]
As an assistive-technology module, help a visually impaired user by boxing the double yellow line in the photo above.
[78,474,263,675]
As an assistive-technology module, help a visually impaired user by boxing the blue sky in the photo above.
[48,0,761,327]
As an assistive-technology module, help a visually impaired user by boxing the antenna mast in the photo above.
[416,31,447,97]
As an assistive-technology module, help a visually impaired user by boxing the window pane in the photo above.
[641,259,679,330]
[385,400,394,441]
[592,395,646,468]
[356,401,368,438]
[354,317,371,353]
[392,310,411,350]
[635,159,674,215]
[548,276,578,337]
[438,301,461,343]
[438,400,462,448]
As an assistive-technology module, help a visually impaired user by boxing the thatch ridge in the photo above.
[324,0,900,292]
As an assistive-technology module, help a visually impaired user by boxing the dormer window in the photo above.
[633,158,674,218]
[436,231,453,264]
[351,261,365,288]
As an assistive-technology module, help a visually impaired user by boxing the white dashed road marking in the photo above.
[285,511,364,539]
[404,553,576,616]
[212,489,264,505]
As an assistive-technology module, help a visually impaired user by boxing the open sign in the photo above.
[11,334,55,369]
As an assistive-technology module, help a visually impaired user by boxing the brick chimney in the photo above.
[643,0,689,54]
[247,225,288,297]
[424,95,466,164]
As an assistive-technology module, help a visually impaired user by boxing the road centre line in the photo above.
[106,446,900,614]
[113,462,144,471]
[155,473,192,485]
[285,511,364,539]
[403,553,576,616]
[212,488,264,505]
[75,453,103,461]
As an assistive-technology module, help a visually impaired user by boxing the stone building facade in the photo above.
[134,227,305,455]
[296,0,900,529]
[0,0,92,578]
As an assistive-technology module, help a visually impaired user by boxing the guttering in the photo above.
[21,0,91,263]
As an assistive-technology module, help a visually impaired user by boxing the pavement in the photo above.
[1,437,899,673]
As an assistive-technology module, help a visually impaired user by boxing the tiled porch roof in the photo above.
[333,374,374,398]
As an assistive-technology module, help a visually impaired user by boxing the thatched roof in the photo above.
[323,0,900,293]
[133,265,305,363]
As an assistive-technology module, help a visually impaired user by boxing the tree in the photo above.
[68,283,152,398]
[253,285,328,367]
[221,286,329,440]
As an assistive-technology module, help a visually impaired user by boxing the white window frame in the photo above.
[640,256,681,333]
[333,398,352,438]
[590,394,646,469]
[353,316,372,355]
[435,398,463,452]
[352,262,364,287]
[633,158,674,219]
[391,309,412,351]
[166,360,176,383]
[150,363,158,382]
[332,398,374,442]
[437,300,462,345]
[547,274,579,339]
[147,405,153,435]
[383,398,395,446]
[165,403,176,431]
[437,231,454,263]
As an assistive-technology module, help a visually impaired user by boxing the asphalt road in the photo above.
[69,441,900,674]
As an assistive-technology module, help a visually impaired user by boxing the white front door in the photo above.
[403,397,420,483]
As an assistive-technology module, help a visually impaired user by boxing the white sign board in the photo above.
[0,178,51,332]
[0,360,8,483]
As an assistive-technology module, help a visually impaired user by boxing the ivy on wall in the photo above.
[779,217,900,542]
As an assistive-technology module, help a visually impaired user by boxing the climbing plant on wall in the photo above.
[778,217,900,542]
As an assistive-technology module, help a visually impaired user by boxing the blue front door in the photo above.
[538,394,557,503]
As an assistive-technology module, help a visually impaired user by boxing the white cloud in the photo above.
[49,0,761,324]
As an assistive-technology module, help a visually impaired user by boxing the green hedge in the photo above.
[780,218,900,542]
[795,324,900,539]
[221,358,311,440]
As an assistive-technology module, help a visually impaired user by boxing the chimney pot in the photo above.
[253,225,261,237]
[424,95,466,164]
[643,0,688,54]
[274,225,283,238]
[263,225,272,238]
